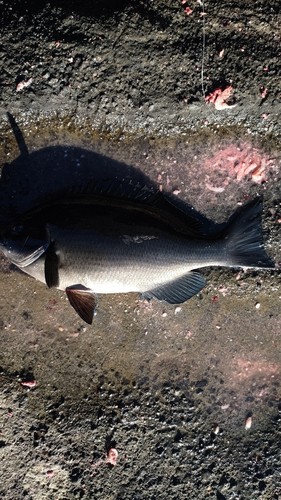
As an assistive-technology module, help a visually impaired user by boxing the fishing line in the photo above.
[200,0,206,101]
[178,0,264,197]
[198,2,258,150]
[199,0,235,125]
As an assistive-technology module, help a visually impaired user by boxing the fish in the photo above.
[0,182,274,324]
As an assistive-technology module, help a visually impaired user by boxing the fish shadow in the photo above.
[0,113,222,235]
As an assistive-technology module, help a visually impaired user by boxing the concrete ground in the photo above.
[0,1,280,498]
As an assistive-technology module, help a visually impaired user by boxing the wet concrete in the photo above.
[0,1,281,499]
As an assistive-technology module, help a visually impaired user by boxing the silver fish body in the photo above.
[25,223,225,293]
[0,196,274,324]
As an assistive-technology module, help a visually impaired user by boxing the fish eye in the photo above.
[11,225,25,236]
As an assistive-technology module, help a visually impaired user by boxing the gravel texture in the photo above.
[0,1,280,499]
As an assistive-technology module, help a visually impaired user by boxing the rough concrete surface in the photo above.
[0,1,280,499]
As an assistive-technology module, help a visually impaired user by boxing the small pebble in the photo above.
[106,448,118,466]
[221,404,230,410]
[245,416,252,430]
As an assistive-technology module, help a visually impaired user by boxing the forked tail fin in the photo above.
[224,197,275,269]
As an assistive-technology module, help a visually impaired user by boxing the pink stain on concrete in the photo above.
[205,86,236,110]
[233,357,279,381]
[202,142,275,189]
[219,355,280,403]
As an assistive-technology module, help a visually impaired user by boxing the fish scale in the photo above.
[47,224,225,294]
[0,192,274,324]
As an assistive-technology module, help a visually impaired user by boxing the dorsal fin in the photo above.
[17,180,205,238]
[32,179,163,209]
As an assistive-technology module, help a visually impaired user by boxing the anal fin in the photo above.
[142,271,206,304]
[66,285,97,324]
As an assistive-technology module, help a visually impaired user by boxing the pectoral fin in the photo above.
[66,285,97,324]
[142,271,206,304]
[44,241,60,288]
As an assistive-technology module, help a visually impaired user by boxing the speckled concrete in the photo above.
[0,1,280,498]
